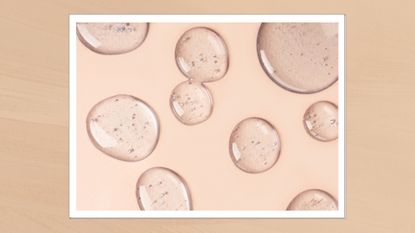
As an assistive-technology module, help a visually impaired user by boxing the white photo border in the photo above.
[69,14,345,218]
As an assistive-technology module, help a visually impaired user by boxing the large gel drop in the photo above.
[136,167,192,211]
[303,101,338,141]
[229,117,281,173]
[287,189,338,210]
[257,23,338,93]
[77,23,148,54]
[170,81,213,125]
[86,94,159,162]
[175,27,229,82]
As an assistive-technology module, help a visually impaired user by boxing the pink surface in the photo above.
[76,23,338,210]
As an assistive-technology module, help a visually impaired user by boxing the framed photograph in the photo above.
[69,14,345,218]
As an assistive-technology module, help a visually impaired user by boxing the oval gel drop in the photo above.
[86,94,159,162]
[303,101,338,141]
[287,189,338,210]
[257,23,338,93]
[175,27,229,82]
[77,23,149,55]
[136,167,192,211]
[170,81,213,125]
[229,117,281,173]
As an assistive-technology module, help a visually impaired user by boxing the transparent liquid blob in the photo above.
[257,23,338,94]
[77,23,149,55]
[136,167,192,211]
[303,101,338,141]
[287,189,338,210]
[86,94,159,162]
[175,27,229,82]
[170,81,213,125]
[229,117,281,173]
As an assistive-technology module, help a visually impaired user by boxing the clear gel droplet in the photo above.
[303,101,338,141]
[175,27,229,82]
[86,94,159,161]
[170,81,213,125]
[229,117,281,173]
[257,23,338,93]
[77,23,148,55]
[136,167,192,211]
[287,189,338,210]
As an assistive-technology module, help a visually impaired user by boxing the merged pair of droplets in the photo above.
[170,27,229,125]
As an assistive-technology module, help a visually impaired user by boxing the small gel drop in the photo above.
[287,189,338,210]
[303,101,338,141]
[77,23,149,55]
[175,27,229,82]
[229,117,281,173]
[170,81,213,125]
[86,94,159,162]
[136,167,192,211]
[257,23,338,93]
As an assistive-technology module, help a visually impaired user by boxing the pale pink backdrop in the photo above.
[76,23,338,210]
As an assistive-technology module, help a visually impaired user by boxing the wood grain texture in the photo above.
[0,0,414,232]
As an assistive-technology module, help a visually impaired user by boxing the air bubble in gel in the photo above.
[287,189,338,210]
[303,101,338,141]
[229,117,281,173]
[175,27,229,82]
[86,94,159,162]
[257,23,338,93]
[77,23,148,55]
[170,81,213,125]
[136,167,192,211]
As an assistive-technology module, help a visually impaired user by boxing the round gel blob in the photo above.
[86,94,159,162]
[257,23,338,93]
[175,27,229,82]
[136,167,192,211]
[77,23,149,55]
[303,101,338,141]
[170,81,213,125]
[287,189,338,210]
[229,117,281,173]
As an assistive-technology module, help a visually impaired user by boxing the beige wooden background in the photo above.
[0,0,414,232]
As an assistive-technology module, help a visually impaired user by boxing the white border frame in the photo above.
[69,14,345,218]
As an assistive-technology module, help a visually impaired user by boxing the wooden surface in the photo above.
[0,0,414,232]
